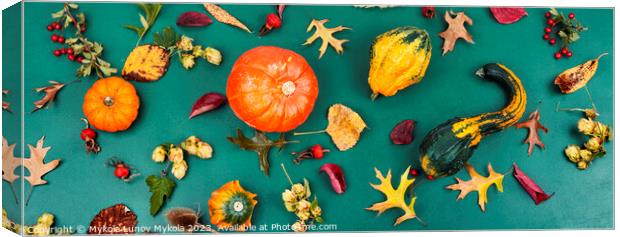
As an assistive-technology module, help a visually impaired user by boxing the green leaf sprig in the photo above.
[228,129,297,176]
[125,3,162,46]
[548,8,588,47]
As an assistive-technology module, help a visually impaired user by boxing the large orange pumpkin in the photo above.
[227,46,319,132]
[83,77,140,132]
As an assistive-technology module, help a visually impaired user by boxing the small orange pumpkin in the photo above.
[83,77,140,132]
[227,46,319,132]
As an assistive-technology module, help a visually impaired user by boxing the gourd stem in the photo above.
[596,52,608,61]
[280,163,294,186]
[370,93,379,101]
[293,130,326,136]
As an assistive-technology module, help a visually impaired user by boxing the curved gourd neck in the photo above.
[477,63,527,136]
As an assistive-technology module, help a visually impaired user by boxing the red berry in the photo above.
[60,48,67,54]
[53,50,61,56]
[410,169,419,177]
[554,52,562,59]
[114,166,130,179]
[68,54,76,61]
[547,19,555,25]
[568,13,575,19]
[426,175,434,180]
[266,13,282,29]
[57,36,65,44]
[422,6,436,18]
[566,51,573,57]
[549,38,556,45]
[311,144,324,159]
[77,56,85,63]
[67,48,74,55]
[561,48,568,55]
[54,24,61,30]
[545,12,551,18]
[543,34,550,40]
[80,128,97,140]
[544,27,552,33]
[51,34,59,42]
[47,25,54,31]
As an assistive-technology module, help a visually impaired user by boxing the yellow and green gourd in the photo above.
[419,63,527,178]
[368,26,432,100]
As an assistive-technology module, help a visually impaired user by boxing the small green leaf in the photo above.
[146,175,176,216]
[569,32,580,42]
[51,9,65,18]
[68,3,79,9]
[153,27,179,49]
[314,216,324,223]
[139,14,149,29]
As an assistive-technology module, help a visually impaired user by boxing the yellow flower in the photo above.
[579,149,593,162]
[168,145,184,163]
[177,35,194,51]
[311,206,322,217]
[204,47,222,65]
[282,189,296,203]
[180,54,196,69]
[37,213,54,226]
[192,45,204,57]
[196,142,213,159]
[152,145,167,163]
[584,137,602,152]
[577,118,595,134]
[291,221,306,232]
[296,210,310,221]
[171,160,188,180]
[285,202,296,212]
[291,183,306,198]
[564,145,581,163]
[577,161,588,170]
[297,199,311,212]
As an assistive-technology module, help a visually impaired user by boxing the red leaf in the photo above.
[319,163,346,194]
[177,11,212,27]
[512,163,553,205]
[490,7,527,24]
[514,109,548,156]
[390,120,416,145]
[189,93,226,119]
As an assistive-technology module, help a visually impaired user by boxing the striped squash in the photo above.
[368,26,432,100]
[419,63,527,178]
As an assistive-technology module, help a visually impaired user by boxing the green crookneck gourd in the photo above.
[419,63,527,178]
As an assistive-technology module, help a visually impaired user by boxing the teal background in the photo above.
[7,2,615,232]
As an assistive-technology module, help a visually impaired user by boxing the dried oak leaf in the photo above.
[227,129,292,176]
[23,136,61,187]
[438,11,474,55]
[512,163,553,205]
[2,137,21,184]
[32,81,67,112]
[326,104,367,151]
[514,109,548,156]
[2,90,10,112]
[446,163,504,212]
[303,19,350,59]
[88,204,137,234]
[366,166,417,226]
[203,3,252,33]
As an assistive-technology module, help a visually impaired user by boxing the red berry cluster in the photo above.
[543,11,576,59]
[48,22,86,63]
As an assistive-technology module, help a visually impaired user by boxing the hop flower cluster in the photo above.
[152,136,213,179]
[564,117,611,169]
[281,179,324,232]
[176,35,222,69]
[3,209,59,236]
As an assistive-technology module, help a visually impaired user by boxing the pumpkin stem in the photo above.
[293,130,326,136]
[370,93,379,101]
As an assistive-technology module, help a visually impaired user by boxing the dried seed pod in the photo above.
[88,204,137,234]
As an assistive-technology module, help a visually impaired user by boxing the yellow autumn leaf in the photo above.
[326,104,367,151]
[366,166,417,226]
[446,163,505,211]
[303,19,350,59]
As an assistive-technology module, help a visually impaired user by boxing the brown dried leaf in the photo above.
[514,109,548,156]
[32,81,66,112]
[203,3,252,33]
[366,166,417,226]
[303,19,350,59]
[438,11,474,55]
[325,104,367,151]
[446,163,505,212]
[2,137,21,184]
[23,136,61,187]
[88,204,137,234]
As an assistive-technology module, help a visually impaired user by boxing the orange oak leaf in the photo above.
[515,109,548,156]
[438,11,474,55]
[366,166,418,226]
[303,19,350,59]
[23,136,61,187]
[446,163,505,212]
[2,137,21,184]
[32,81,67,112]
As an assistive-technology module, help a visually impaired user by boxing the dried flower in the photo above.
[285,202,296,212]
[177,35,194,51]
[579,149,593,162]
[577,118,596,134]
[180,54,196,69]
[297,199,311,212]
[192,45,204,57]
[584,137,602,152]
[564,145,581,163]
[577,161,588,170]
[168,145,184,163]
[296,210,310,221]
[291,221,306,232]
[282,189,296,203]
[311,206,322,216]
[292,183,306,198]
[152,145,167,163]
[171,160,188,180]
[37,213,54,226]
[204,47,222,65]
